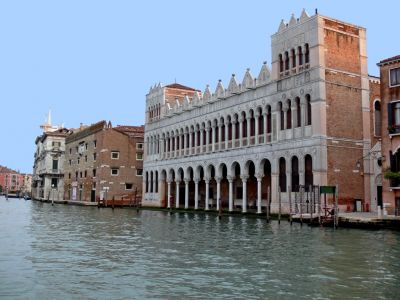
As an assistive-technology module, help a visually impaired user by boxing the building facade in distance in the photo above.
[63,121,144,202]
[378,55,400,215]
[32,112,70,201]
[143,10,381,213]
[0,166,25,194]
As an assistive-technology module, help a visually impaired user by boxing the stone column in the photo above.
[175,180,180,208]
[271,173,279,213]
[194,130,198,155]
[263,112,268,143]
[206,127,210,153]
[200,128,204,154]
[174,135,178,158]
[228,176,233,212]
[182,133,185,155]
[218,122,222,151]
[239,117,243,147]
[232,120,237,148]
[194,178,199,210]
[225,120,229,149]
[167,181,171,208]
[246,116,251,145]
[241,175,248,213]
[205,179,210,210]
[301,100,306,136]
[216,177,221,211]
[255,112,260,145]
[189,130,193,155]
[212,124,216,152]
[184,179,189,209]
[257,175,262,214]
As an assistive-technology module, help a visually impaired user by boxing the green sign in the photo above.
[320,186,336,194]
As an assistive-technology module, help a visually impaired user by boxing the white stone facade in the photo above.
[143,11,374,213]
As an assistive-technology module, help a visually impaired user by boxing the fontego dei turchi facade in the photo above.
[142,10,381,214]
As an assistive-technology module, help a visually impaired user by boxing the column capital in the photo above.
[184,178,190,184]
[240,175,249,182]
[256,174,264,181]
[231,119,237,125]
[193,177,200,183]
[215,176,222,183]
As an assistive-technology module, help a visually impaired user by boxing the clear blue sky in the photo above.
[0,1,399,173]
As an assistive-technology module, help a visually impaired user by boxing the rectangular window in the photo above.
[111,168,119,176]
[111,151,120,159]
[52,160,58,171]
[77,158,80,164]
[93,169,96,177]
[68,173,71,179]
[80,171,83,178]
[136,143,144,150]
[85,155,88,162]
[136,153,143,160]
[94,140,97,148]
[84,170,87,178]
[69,160,72,166]
[69,148,72,154]
[93,153,97,161]
[136,168,143,176]
[85,143,88,150]
[125,183,133,190]
[390,68,400,87]
[51,178,58,188]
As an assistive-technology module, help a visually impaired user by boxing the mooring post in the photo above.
[278,186,281,224]
[317,186,321,225]
[112,196,115,210]
[289,186,292,225]
[310,186,314,223]
[334,185,339,229]
[218,198,222,220]
[300,187,303,226]
[266,186,270,223]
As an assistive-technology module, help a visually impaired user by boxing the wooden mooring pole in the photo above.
[289,186,292,225]
[266,186,270,223]
[278,186,281,224]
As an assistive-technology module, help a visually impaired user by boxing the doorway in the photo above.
[377,186,383,208]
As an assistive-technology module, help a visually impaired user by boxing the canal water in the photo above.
[0,197,399,300]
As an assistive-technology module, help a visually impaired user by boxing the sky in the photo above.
[0,0,399,174]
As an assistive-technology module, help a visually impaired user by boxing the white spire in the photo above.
[47,109,52,126]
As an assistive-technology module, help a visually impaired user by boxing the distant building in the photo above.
[143,10,381,213]
[32,112,71,201]
[63,121,144,202]
[378,55,400,215]
[0,166,25,194]
[21,174,32,195]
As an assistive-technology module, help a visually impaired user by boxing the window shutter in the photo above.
[388,103,393,127]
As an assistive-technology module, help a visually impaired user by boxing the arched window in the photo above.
[279,102,284,130]
[284,51,289,71]
[279,158,287,192]
[374,100,381,136]
[267,106,272,134]
[155,171,158,193]
[296,97,301,127]
[279,54,283,73]
[306,94,312,125]
[291,156,299,192]
[286,101,292,129]
[145,172,149,193]
[291,49,296,68]
[150,171,154,193]
[298,46,303,66]
[305,43,310,64]
[305,155,313,191]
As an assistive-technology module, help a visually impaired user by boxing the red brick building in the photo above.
[64,121,144,203]
[378,55,400,215]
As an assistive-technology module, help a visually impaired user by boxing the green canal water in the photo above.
[0,196,399,300]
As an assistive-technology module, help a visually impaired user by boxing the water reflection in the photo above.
[0,197,399,299]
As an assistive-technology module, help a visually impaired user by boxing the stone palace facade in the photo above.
[143,10,381,213]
